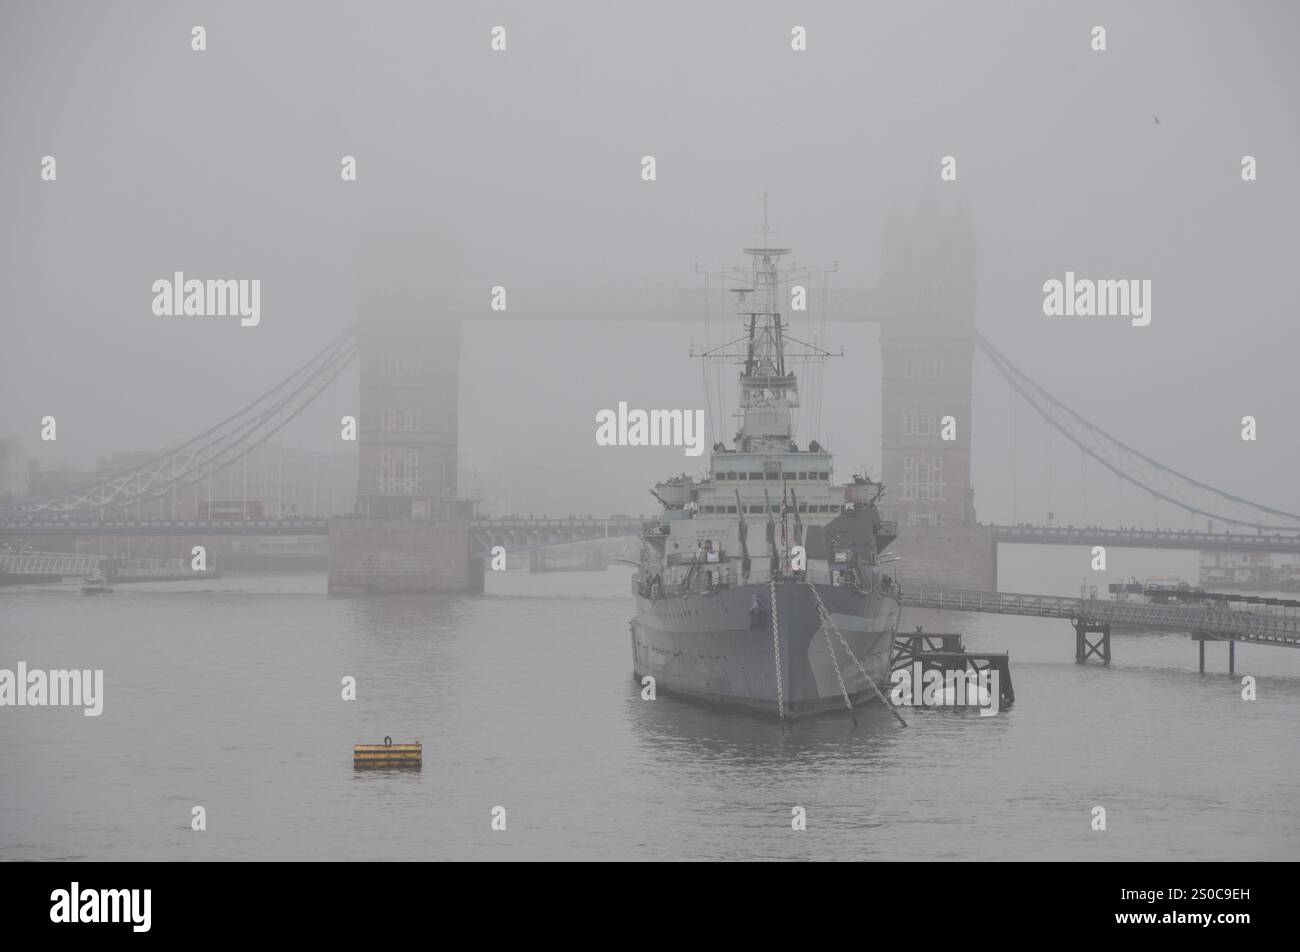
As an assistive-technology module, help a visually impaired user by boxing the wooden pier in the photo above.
[891,629,1015,708]
[901,584,1300,671]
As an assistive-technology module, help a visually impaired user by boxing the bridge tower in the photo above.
[328,234,481,593]
[878,204,995,589]
[354,238,460,519]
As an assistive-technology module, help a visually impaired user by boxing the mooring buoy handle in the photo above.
[384,735,392,747]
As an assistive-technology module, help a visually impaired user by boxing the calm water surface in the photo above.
[2,545,1298,860]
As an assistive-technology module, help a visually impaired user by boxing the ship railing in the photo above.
[720,563,859,588]
[895,586,1300,645]
[640,560,894,600]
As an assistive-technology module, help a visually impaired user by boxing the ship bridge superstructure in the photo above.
[646,225,891,569]
[695,237,837,456]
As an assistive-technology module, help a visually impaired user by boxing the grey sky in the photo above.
[2,0,1297,522]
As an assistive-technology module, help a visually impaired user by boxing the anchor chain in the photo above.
[770,577,785,725]
[803,578,907,727]
[821,618,856,722]
[804,579,872,687]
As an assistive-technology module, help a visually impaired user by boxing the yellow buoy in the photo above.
[353,736,422,770]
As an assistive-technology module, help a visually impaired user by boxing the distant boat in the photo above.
[80,574,113,595]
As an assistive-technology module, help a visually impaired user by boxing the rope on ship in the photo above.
[803,579,908,727]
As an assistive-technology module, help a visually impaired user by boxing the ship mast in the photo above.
[693,197,839,453]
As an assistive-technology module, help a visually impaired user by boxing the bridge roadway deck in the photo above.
[0,517,333,536]
[900,586,1300,648]
[0,552,100,576]
[990,524,1300,554]
[5,514,1298,554]
[0,516,649,543]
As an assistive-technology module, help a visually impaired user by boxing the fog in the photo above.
[2,0,1297,524]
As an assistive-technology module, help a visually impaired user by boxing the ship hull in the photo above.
[631,580,900,720]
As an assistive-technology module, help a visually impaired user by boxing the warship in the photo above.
[629,232,902,721]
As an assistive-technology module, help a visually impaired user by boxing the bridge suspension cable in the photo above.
[976,331,1300,532]
[16,325,359,513]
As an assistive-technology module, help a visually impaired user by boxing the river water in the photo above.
[3,545,1298,861]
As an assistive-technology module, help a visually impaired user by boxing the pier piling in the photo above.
[1073,620,1111,664]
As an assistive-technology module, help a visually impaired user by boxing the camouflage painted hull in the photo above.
[631,579,900,720]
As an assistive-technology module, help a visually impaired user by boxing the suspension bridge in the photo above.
[3,297,1299,589]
